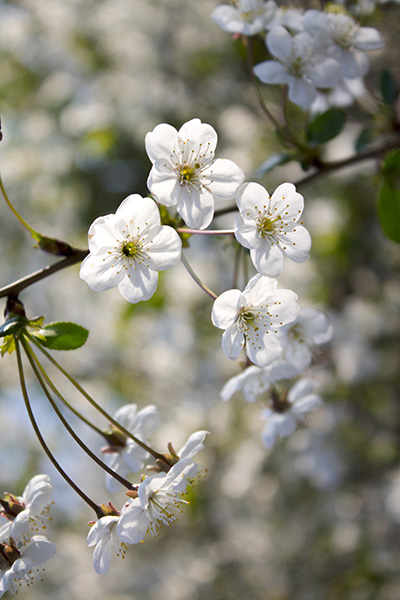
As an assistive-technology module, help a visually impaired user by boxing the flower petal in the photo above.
[212,289,242,329]
[118,264,159,303]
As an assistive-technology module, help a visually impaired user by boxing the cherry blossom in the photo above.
[87,515,127,575]
[235,181,311,277]
[303,10,384,79]
[117,460,194,545]
[80,195,182,304]
[145,118,245,229]
[211,273,299,367]
[254,25,342,107]
[101,404,161,493]
[220,361,297,402]
[261,378,322,448]
[211,0,277,36]
[278,307,333,373]
[0,535,55,596]
[0,475,52,543]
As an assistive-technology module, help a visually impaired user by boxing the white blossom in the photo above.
[0,475,53,543]
[254,25,342,107]
[278,307,333,373]
[235,181,311,277]
[80,195,182,304]
[261,378,322,448]
[211,0,277,35]
[117,460,194,545]
[303,10,384,79]
[145,118,245,229]
[220,361,297,402]
[87,516,127,575]
[211,273,299,367]
[0,536,55,596]
[102,404,161,493]
[310,76,366,113]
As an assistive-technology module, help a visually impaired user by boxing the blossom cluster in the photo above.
[211,1,385,110]
[90,405,208,575]
[0,475,55,596]
[80,117,332,452]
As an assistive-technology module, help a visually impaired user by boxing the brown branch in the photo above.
[0,248,88,299]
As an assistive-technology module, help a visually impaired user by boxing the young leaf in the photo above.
[255,153,292,178]
[33,322,89,350]
[306,109,346,146]
[1,336,16,356]
[377,180,400,243]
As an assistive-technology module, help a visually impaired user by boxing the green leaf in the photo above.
[1,336,16,356]
[355,128,373,154]
[0,316,28,338]
[255,153,292,178]
[380,69,397,107]
[381,149,400,175]
[378,180,400,243]
[32,322,89,350]
[306,109,346,146]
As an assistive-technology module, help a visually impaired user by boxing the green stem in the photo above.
[21,338,134,490]
[177,228,235,236]
[27,337,169,465]
[0,176,40,239]
[14,338,103,518]
[181,253,218,300]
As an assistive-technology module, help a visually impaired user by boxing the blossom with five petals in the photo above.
[145,118,245,229]
[211,0,277,35]
[211,273,299,367]
[254,25,341,107]
[0,535,55,596]
[80,195,182,304]
[235,181,311,277]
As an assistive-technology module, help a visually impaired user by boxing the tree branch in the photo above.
[0,248,88,299]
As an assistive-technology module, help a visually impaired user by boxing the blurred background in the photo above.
[0,0,400,598]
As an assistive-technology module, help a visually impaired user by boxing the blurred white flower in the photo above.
[87,515,126,575]
[278,307,333,373]
[80,195,182,304]
[102,404,161,493]
[0,535,55,596]
[0,475,52,543]
[221,361,297,402]
[303,10,384,79]
[145,118,245,229]
[235,182,311,277]
[211,273,299,367]
[117,460,194,545]
[211,0,277,35]
[261,378,322,448]
[254,25,341,107]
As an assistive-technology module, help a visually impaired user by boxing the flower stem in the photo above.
[27,337,170,465]
[14,338,103,518]
[21,338,134,490]
[177,228,235,236]
[181,253,218,300]
[0,175,40,239]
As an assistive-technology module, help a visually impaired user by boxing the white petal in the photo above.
[212,289,242,329]
[87,214,119,255]
[298,308,333,344]
[287,76,317,107]
[147,166,179,207]
[116,195,160,233]
[117,265,159,303]
[22,536,56,567]
[254,60,290,84]
[291,393,322,415]
[354,27,384,51]
[288,378,316,402]
[204,158,245,200]
[266,25,293,62]
[245,330,283,367]
[118,502,148,545]
[261,413,295,448]
[179,431,209,459]
[222,323,245,360]
[176,186,214,230]
[145,123,179,164]
[250,242,283,277]
[178,118,217,156]
[269,182,303,218]
[79,252,124,292]
[235,214,261,250]
[147,226,182,270]
[275,226,311,262]
[92,536,112,575]
[266,289,299,326]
